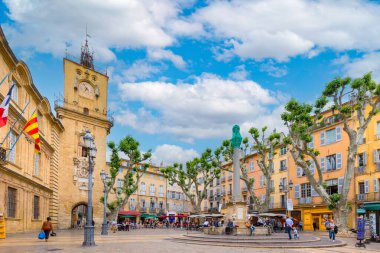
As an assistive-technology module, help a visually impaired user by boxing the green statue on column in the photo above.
[231,125,242,148]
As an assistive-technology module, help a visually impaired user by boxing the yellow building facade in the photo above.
[107,160,192,222]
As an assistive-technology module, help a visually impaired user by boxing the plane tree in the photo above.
[281,72,380,232]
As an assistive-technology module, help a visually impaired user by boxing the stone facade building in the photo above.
[0,26,113,233]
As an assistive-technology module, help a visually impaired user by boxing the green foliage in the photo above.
[105,135,152,215]
[327,193,341,210]
[160,146,225,212]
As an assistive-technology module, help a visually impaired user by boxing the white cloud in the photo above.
[228,65,250,81]
[2,0,187,61]
[260,60,288,78]
[151,144,199,166]
[192,0,380,61]
[4,0,380,65]
[147,48,187,70]
[342,52,380,81]
[122,60,165,82]
[115,74,286,141]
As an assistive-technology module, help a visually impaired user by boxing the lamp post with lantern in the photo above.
[82,130,97,247]
[100,170,111,235]
[279,180,293,217]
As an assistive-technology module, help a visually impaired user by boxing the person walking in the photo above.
[41,217,54,242]
[312,221,317,232]
[328,220,337,242]
[285,216,293,240]
[293,227,299,240]
[299,220,303,231]
[111,220,117,233]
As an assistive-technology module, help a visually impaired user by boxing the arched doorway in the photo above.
[71,203,88,228]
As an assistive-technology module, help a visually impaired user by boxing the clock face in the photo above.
[79,82,94,99]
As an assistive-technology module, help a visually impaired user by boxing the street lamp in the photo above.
[100,170,111,235]
[279,180,293,216]
[83,130,97,247]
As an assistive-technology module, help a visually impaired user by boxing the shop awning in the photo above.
[140,214,157,219]
[357,208,366,214]
[118,210,141,216]
[364,203,380,211]
[120,215,135,218]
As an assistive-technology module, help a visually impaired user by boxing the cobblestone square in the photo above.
[1,229,380,253]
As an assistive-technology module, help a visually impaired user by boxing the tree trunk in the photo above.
[109,210,119,223]
[332,205,351,235]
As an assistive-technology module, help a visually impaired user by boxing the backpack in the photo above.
[334,225,338,234]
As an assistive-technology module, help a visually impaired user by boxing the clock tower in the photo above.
[55,38,113,229]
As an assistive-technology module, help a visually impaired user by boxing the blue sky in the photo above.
[1,0,380,165]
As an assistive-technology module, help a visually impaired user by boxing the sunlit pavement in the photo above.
[0,228,379,253]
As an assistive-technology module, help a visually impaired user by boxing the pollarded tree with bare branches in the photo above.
[282,72,380,233]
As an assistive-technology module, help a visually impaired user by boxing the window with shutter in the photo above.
[294,184,300,198]
[320,131,325,145]
[364,180,369,193]
[34,153,40,176]
[326,129,336,144]
[374,179,379,193]
[297,167,302,177]
[336,153,342,169]
[311,185,319,196]
[249,162,254,171]
[8,131,17,163]
[321,157,326,172]
[336,126,342,141]
[374,149,378,163]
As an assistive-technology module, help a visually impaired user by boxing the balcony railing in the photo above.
[300,197,312,204]
[140,207,146,212]
[149,208,156,213]
[280,167,287,171]
[210,182,214,187]
[227,190,232,195]
[356,166,366,175]
[221,177,226,183]
[228,175,232,181]
[209,194,214,200]
[269,187,275,193]
[270,202,286,209]
[357,193,380,202]
[242,187,248,193]
[203,207,208,211]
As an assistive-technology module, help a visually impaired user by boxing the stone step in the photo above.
[172,236,320,244]
[170,237,347,249]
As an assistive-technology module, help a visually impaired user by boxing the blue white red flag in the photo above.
[0,84,15,128]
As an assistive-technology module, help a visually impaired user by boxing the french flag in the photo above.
[0,84,15,128]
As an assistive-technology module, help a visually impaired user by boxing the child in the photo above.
[293,227,299,240]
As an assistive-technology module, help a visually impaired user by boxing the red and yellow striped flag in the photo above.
[23,111,40,153]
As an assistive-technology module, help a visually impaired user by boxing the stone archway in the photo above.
[71,202,88,228]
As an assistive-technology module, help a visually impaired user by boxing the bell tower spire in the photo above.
[80,27,94,69]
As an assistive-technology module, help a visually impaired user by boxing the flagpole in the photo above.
[6,108,37,161]
[0,71,10,89]
[0,100,31,145]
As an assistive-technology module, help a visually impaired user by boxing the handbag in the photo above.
[50,232,57,236]
[38,231,45,240]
